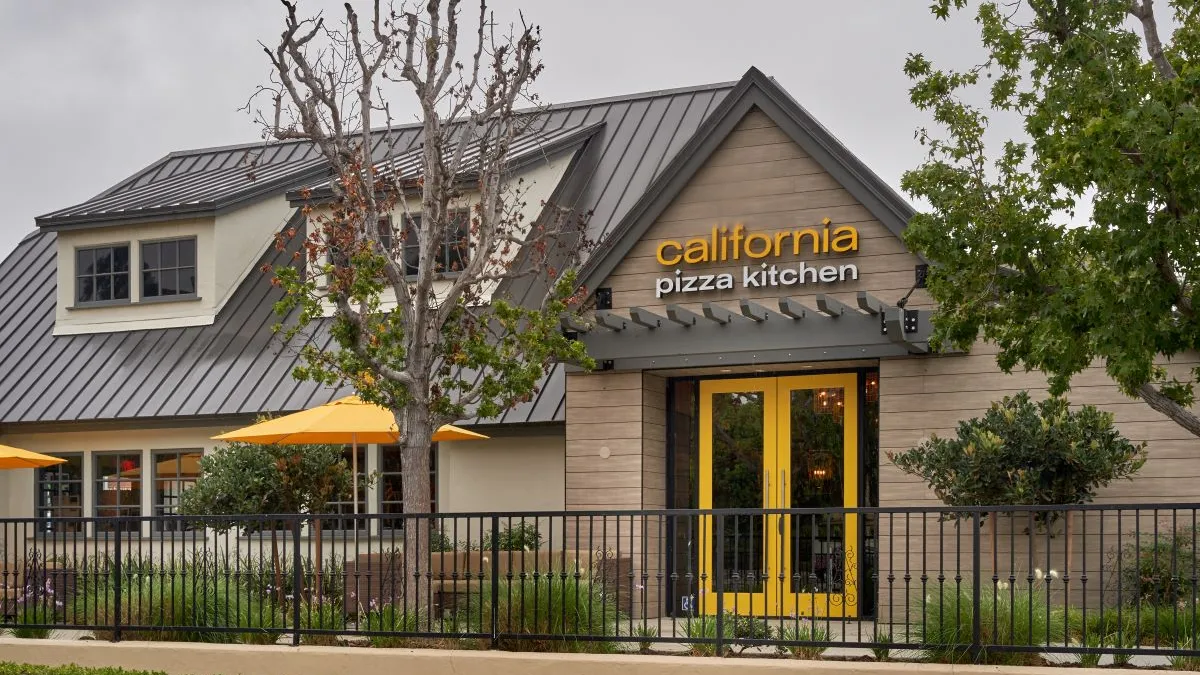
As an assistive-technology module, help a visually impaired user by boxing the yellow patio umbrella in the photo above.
[211,396,488,538]
[0,445,67,470]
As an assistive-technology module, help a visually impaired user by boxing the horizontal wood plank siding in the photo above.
[599,109,930,315]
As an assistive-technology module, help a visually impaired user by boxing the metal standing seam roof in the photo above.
[0,78,738,427]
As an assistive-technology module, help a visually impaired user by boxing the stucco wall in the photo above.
[437,430,565,513]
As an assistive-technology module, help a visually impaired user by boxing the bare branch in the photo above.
[1128,0,1178,80]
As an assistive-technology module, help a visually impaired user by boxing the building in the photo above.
[0,67,1195,619]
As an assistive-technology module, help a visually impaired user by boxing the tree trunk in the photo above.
[1137,383,1200,437]
[400,405,434,615]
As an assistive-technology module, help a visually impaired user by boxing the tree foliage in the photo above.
[888,392,1146,518]
[179,441,352,526]
[901,0,1200,436]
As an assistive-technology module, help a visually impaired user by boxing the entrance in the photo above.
[698,374,858,617]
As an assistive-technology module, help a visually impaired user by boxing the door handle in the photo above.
[779,470,787,535]
[764,469,770,508]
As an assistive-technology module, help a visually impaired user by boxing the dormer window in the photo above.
[75,244,130,305]
[384,213,470,275]
[328,213,470,278]
[141,238,197,300]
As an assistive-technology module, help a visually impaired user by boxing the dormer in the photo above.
[38,142,327,336]
[291,120,605,310]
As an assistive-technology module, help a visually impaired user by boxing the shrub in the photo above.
[10,603,56,639]
[681,614,719,656]
[297,599,345,646]
[361,603,463,649]
[1112,527,1200,606]
[1172,638,1200,671]
[889,392,1145,524]
[917,579,1065,665]
[483,522,545,551]
[81,569,281,643]
[871,628,894,661]
[729,614,772,653]
[632,624,658,654]
[475,574,622,652]
[1068,602,1200,647]
[235,552,346,604]
[777,620,831,659]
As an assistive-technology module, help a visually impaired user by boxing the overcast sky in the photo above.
[0,1,996,258]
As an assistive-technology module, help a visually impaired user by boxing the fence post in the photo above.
[292,517,303,647]
[714,514,724,657]
[490,514,500,649]
[112,519,122,643]
[971,511,982,663]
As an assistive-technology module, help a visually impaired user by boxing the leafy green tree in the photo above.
[888,392,1146,521]
[901,0,1200,436]
[180,441,352,601]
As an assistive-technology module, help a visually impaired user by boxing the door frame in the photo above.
[696,373,859,617]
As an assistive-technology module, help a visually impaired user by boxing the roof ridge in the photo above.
[155,79,739,161]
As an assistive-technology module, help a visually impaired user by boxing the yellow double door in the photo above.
[698,374,859,618]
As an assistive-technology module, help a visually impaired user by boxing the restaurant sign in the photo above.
[654,219,859,299]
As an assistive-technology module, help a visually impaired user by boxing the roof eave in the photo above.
[36,163,333,231]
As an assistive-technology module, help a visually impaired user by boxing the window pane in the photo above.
[178,268,196,295]
[77,277,94,304]
[35,454,84,533]
[112,245,130,273]
[95,453,141,526]
[159,269,178,296]
[404,245,420,276]
[143,271,159,297]
[96,275,111,301]
[95,454,121,476]
[142,242,160,270]
[113,272,130,300]
[161,240,178,267]
[95,249,112,274]
[154,450,201,530]
[177,239,195,266]
[76,249,94,275]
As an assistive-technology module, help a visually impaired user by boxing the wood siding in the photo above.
[601,108,931,314]
[875,347,1200,621]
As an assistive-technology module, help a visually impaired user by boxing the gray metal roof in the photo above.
[0,77,738,427]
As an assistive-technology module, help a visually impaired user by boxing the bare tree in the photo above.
[252,0,593,607]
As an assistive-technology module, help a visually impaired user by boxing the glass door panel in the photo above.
[777,374,859,617]
[699,379,777,616]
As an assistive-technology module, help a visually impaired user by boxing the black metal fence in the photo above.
[3,504,1200,663]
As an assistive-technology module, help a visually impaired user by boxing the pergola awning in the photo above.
[564,292,932,371]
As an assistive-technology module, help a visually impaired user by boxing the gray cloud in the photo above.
[0,0,999,256]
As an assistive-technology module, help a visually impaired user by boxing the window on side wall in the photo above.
[75,244,130,305]
[153,449,202,531]
[380,444,438,530]
[94,452,141,533]
[35,454,84,533]
[322,445,368,531]
[141,238,197,300]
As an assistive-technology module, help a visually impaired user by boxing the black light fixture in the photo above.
[595,287,613,310]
